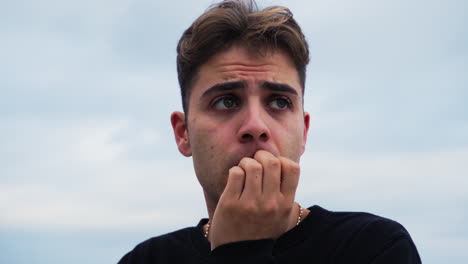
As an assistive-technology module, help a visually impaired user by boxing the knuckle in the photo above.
[280,206,292,218]
[249,162,263,174]
[243,203,257,215]
[267,157,281,169]
[239,157,251,167]
[254,149,269,159]
[240,157,262,172]
[220,200,239,213]
[229,166,244,177]
[278,157,289,166]
[228,173,241,184]
[290,163,300,175]
[262,202,279,216]
[280,157,300,175]
[223,200,237,211]
[292,163,301,175]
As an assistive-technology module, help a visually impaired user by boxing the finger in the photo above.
[222,166,245,200]
[279,157,300,199]
[254,150,281,196]
[238,157,263,198]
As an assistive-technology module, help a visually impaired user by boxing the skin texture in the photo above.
[171,44,310,250]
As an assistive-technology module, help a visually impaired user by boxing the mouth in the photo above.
[231,145,278,165]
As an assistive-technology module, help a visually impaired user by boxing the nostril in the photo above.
[240,133,268,143]
[242,134,253,141]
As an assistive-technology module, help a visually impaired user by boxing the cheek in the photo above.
[190,121,233,158]
[274,121,304,159]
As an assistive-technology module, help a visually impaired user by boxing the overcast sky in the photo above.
[1,0,467,263]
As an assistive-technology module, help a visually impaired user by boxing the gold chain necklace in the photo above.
[204,204,304,238]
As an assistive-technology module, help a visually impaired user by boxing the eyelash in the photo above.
[210,94,293,111]
[269,95,292,110]
[210,95,239,110]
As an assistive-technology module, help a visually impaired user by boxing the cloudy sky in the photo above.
[1,0,467,263]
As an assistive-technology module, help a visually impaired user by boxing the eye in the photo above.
[269,96,291,110]
[212,95,239,110]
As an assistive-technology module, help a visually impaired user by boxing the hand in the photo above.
[208,150,300,250]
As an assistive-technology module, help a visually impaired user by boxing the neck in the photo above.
[203,191,218,220]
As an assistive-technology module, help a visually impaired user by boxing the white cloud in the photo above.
[1,117,466,233]
[298,148,468,203]
[0,118,204,231]
[1,1,467,263]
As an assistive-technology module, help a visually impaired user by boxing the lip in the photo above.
[233,143,278,162]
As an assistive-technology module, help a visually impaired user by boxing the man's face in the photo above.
[173,44,309,204]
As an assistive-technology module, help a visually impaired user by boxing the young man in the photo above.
[118,1,421,263]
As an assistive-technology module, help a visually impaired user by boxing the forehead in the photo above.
[191,45,301,96]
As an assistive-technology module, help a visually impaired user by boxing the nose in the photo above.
[237,101,271,143]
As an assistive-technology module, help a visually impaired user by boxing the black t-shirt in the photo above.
[118,205,421,264]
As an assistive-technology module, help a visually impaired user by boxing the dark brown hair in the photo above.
[176,0,309,113]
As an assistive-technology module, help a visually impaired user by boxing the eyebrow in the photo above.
[201,80,299,98]
[261,81,298,96]
[201,81,246,98]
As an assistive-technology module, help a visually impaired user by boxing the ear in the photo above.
[301,112,310,154]
[170,111,192,157]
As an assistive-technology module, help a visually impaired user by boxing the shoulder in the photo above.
[310,205,411,239]
[307,206,421,263]
[117,226,197,264]
[137,226,195,250]
[329,208,408,236]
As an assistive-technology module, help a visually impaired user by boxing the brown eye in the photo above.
[269,97,291,110]
[213,95,239,110]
